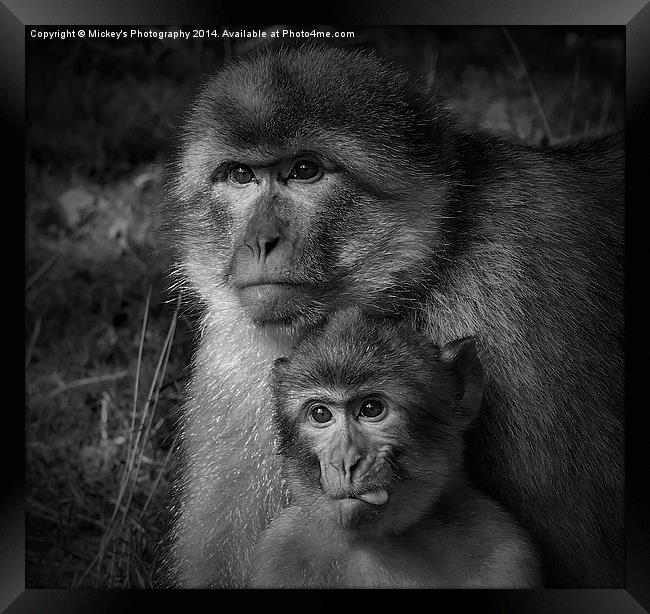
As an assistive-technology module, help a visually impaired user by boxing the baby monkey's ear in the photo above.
[440,337,485,423]
[270,356,289,384]
[270,357,290,400]
[272,356,289,370]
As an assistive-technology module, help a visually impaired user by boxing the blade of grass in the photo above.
[50,371,127,397]
[26,252,61,292]
[502,27,553,144]
[76,291,180,587]
[567,55,580,138]
[25,316,42,369]
[140,430,180,520]
[116,295,179,537]
[76,287,152,586]
[129,286,152,457]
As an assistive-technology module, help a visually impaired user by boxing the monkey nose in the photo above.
[248,234,281,263]
[323,451,362,490]
[342,451,363,482]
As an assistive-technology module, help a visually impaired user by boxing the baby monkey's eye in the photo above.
[359,398,386,421]
[310,404,333,424]
[228,164,255,185]
[289,159,322,181]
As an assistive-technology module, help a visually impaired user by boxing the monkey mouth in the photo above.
[355,489,389,505]
[334,488,389,506]
[236,279,312,290]
[234,280,316,300]
[234,281,318,323]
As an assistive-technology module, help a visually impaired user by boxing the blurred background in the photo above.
[25,25,624,588]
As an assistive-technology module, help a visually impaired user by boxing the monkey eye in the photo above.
[288,159,322,182]
[359,398,386,421]
[228,164,255,185]
[309,404,333,425]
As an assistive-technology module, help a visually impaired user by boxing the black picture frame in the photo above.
[8,1,648,611]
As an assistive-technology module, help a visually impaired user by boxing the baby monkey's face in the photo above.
[271,308,483,534]
[274,376,457,535]
[301,388,402,525]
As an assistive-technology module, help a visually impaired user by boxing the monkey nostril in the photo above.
[265,236,280,253]
[345,455,363,481]
[257,235,280,261]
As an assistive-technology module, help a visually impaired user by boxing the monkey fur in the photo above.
[161,45,623,588]
[250,308,541,588]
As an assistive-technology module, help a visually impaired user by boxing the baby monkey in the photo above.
[251,308,541,588]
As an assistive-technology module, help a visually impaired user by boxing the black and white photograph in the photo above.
[15,13,644,606]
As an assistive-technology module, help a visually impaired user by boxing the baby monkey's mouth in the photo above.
[332,487,389,506]
[354,489,389,505]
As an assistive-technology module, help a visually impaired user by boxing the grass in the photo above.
[26,163,197,587]
[25,26,624,588]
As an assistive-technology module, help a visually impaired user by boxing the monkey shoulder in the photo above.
[463,132,623,242]
[461,523,542,589]
[462,497,541,588]
[423,488,542,588]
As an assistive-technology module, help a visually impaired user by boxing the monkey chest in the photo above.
[340,545,445,589]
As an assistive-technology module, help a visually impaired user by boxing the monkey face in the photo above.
[281,391,404,530]
[275,382,462,536]
[271,308,484,535]
[203,153,343,325]
[165,48,454,330]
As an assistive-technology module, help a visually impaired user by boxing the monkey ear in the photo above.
[270,357,290,392]
[439,337,484,422]
[272,356,289,370]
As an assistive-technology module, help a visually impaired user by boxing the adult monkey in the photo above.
[161,45,623,588]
